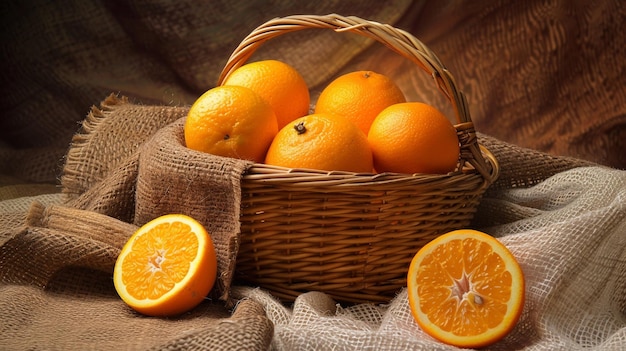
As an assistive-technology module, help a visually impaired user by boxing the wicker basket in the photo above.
[218,14,500,304]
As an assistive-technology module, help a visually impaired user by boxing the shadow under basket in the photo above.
[220,14,500,304]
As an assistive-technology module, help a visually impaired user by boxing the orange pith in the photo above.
[314,70,406,135]
[113,214,217,317]
[407,229,525,348]
[223,59,310,129]
[264,113,373,173]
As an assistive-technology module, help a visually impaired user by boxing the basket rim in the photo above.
[242,143,498,189]
[220,13,498,184]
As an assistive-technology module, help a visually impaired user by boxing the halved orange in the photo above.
[113,214,217,316]
[407,229,525,348]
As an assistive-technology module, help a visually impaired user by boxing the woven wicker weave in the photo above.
[219,14,500,304]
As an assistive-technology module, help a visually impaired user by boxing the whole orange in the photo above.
[222,59,310,129]
[314,70,406,135]
[368,102,460,174]
[184,85,278,163]
[265,113,373,173]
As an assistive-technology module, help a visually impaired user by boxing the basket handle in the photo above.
[217,14,497,182]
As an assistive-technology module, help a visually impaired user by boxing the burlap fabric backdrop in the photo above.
[1,0,624,185]
[1,0,626,350]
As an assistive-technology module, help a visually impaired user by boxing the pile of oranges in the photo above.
[184,60,461,175]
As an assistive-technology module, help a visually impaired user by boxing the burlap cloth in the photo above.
[2,94,624,350]
[1,1,625,350]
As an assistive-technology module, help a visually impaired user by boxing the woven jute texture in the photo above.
[1,95,624,350]
[0,200,273,351]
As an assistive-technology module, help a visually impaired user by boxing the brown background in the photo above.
[1,0,625,186]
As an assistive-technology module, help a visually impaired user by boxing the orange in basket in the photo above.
[368,102,460,174]
[407,229,525,348]
[223,59,310,129]
[315,70,406,135]
[265,113,373,173]
[184,85,278,163]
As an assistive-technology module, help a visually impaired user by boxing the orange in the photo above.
[407,229,525,348]
[368,102,460,174]
[314,70,406,135]
[184,85,278,163]
[113,214,218,317]
[265,113,373,173]
[222,59,310,129]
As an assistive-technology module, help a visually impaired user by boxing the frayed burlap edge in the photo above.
[61,94,131,200]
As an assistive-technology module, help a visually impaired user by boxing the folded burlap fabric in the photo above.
[0,96,272,350]
[0,202,273,350]
[1,95,624,350]
[60,95,254,302]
